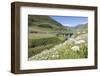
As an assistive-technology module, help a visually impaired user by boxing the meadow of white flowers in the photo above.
[29,33,88,60]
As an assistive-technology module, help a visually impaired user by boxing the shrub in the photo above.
[28,44,55,57]
[37,24,53,28]
[28,37,63,48]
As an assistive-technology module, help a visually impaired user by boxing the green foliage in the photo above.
[28,37,63,48]
[28,37,63,57]
[28,44,55,57]
[58,44,88,59]
[37,24,53,28]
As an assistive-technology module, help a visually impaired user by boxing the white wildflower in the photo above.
[52,48,56,51]
[75,36,82,40]
[71,46,80,51]
[77,32,81,34]
[75,40,85,44]
[69,38,76,42]
[58,44,62,47]
[54,44,62,49]
[62,42,67,46]
[52,54,59,58]
[52,55,56,58]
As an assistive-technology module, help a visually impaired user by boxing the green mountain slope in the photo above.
[28,15,72,57]
[74,23,88,30]
[70,23,88,33]
[28,15,69,32]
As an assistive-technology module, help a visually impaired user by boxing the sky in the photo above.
[50,16,88,27]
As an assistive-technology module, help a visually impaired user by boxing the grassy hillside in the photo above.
[28,15,68,32]
[28,15,71,58]
[28,15,62,27]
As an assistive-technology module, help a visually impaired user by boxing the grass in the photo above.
[28,37,63,48]
[29,33,55,40]
[28,44,55,57]
[28,37,64,57]
[29,34,88,60]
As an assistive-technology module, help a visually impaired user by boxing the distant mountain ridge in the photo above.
[73,23,88,29]
[67,23,88,34]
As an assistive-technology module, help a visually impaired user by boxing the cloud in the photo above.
[80,21,88,24]
[62,23,72,27]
